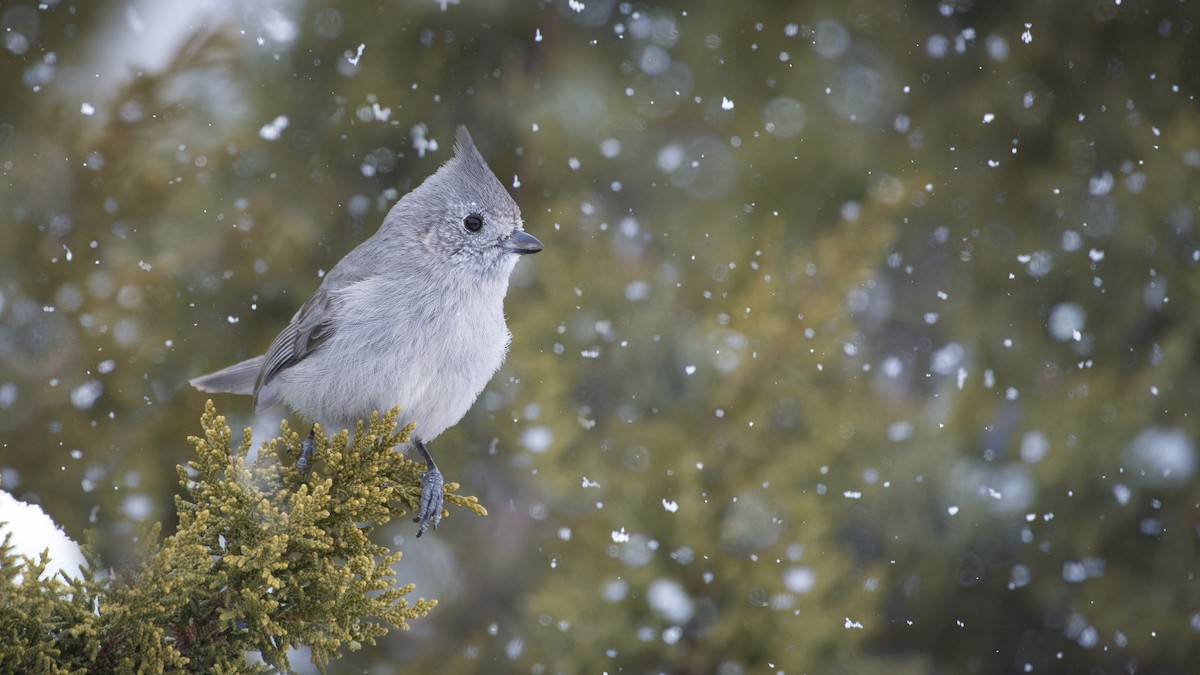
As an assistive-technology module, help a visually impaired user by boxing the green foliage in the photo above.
[0,402,484,673]
[0,541,101,674]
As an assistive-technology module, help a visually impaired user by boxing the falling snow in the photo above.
[258,115,289,141]
[2,3,1194,672]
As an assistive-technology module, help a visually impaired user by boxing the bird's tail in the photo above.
[189,355,264,396]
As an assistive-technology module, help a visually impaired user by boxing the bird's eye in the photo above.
[463,213,484,232]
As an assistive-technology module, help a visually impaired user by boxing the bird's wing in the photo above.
[252,287,338,412]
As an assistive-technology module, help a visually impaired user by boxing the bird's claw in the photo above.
[297,426,316,478]
[414,466,444,537]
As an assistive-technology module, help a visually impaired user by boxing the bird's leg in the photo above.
[413,438,444,537]
[297,425,316,477]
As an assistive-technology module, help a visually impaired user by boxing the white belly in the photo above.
[275,278,510,439]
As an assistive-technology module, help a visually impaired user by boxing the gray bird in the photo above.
[190,126,542,535]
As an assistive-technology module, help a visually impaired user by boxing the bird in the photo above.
[190,125,542,535]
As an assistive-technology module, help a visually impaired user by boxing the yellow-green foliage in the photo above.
[0,544,101,674]
[0,402,485,673]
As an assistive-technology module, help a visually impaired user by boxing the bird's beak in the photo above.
[502,230,544,254]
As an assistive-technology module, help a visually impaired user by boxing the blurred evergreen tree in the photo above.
[1,0,1198,672]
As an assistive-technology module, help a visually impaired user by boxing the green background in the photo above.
[3,0,1200,672]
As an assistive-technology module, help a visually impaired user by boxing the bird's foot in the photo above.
[297,426,316,478]
[413,439,443,536]
[415,465,444,537]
